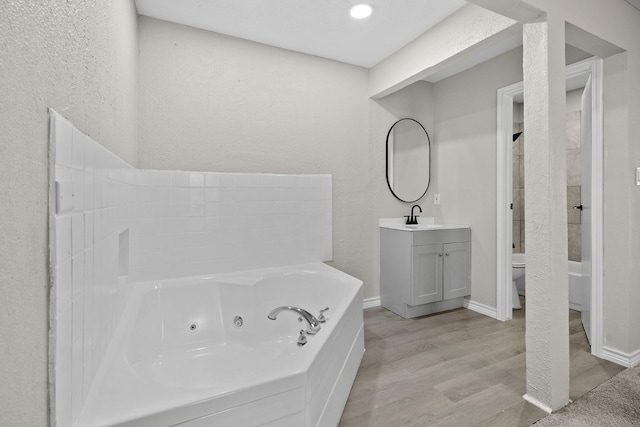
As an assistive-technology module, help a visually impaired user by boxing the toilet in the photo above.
[512,253,525,309]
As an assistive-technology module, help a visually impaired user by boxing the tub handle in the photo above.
[268,306,321,334]
[318,307,330,323]
[297,330,308,346]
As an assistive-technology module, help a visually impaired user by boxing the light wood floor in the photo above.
[339,299,625,427]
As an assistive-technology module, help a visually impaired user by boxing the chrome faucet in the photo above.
[405,204,422,225]
[268,306,322,335]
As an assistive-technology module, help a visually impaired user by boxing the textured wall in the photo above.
[602,52,633,354]
[522,16,570,411]
[376,0,639,360]
[526,0,640,359]
[137,17,376,296]
[3,3,638,424]
[432,47,524,308]
[369,3,518,98]
[368,81,436,297]
[0,1,138,424]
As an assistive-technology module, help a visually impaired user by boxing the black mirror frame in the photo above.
[385,118,431,203]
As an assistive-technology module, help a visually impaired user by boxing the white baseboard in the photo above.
[365,297,500,318]
[522,394,553,414]
[602,346,640,368]
[363,297,380,309]
[463,298,497,319]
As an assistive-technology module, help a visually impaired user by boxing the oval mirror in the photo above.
[385,118,431,203]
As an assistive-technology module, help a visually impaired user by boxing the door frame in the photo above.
[495,56,604,358]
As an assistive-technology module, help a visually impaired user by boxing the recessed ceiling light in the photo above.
[350,4,372,19]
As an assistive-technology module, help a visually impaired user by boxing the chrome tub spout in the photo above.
[268,306,321,335]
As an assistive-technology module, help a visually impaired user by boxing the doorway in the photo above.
[495,56,604,358]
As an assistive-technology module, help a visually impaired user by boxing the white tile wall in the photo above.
[49,111,333,426]
[130,171,332,281]
[50,111,137,427]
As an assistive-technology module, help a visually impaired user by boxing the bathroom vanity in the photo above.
[379,219,471,318]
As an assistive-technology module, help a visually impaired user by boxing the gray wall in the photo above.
[515,0,640,361]
[137,17,533,311]
[136,17,588,315]
[138,17,445,301]
[137,17,377,295]
[0,1,138,424]
[432,47,524,308]
[368,81,436,297]
[2,1,639,422]
[602,51,637,353]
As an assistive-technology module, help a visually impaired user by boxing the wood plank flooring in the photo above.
[339,300,624,427]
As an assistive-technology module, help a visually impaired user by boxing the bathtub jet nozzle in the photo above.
[268,306,321,335]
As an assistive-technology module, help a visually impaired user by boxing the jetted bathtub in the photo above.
[77,263,364,426]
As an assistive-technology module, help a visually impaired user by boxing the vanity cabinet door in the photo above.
[443,242,470,299]
[411,244,443,305]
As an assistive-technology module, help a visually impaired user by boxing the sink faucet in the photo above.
[268,306,322,335]
[405,204,422,225]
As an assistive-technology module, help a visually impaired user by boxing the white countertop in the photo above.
[379,217,469,232]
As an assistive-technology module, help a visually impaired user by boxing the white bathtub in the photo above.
[514,259,584,311]
[77,263,364,427]
[568,260,584,311]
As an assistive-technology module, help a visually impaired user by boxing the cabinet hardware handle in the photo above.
[438,253,443,257]
[445,253,450,256]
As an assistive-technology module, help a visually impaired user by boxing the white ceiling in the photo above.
[134,0,467,68]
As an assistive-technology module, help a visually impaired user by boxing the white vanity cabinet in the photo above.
[380,223,471,318]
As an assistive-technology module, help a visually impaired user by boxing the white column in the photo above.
[522,15,570,412]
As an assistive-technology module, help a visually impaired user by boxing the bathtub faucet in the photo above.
[267,306,322,335]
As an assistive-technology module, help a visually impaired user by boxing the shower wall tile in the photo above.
[512,123,525,254]
[50,111,333,425]
[513,123,522,155]
[567,149,582,187]
[514,114,581,262]
[519,154,524,188]
[512,188,521,221]
[568,223,582,261]
[512,220,521,253]
[567,186,582,224]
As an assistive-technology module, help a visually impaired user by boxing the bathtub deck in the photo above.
[339,299,624,427]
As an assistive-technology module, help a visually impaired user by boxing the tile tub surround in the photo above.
[49,111,137,427]
[48,111,333,427]
[131,169,332,281]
